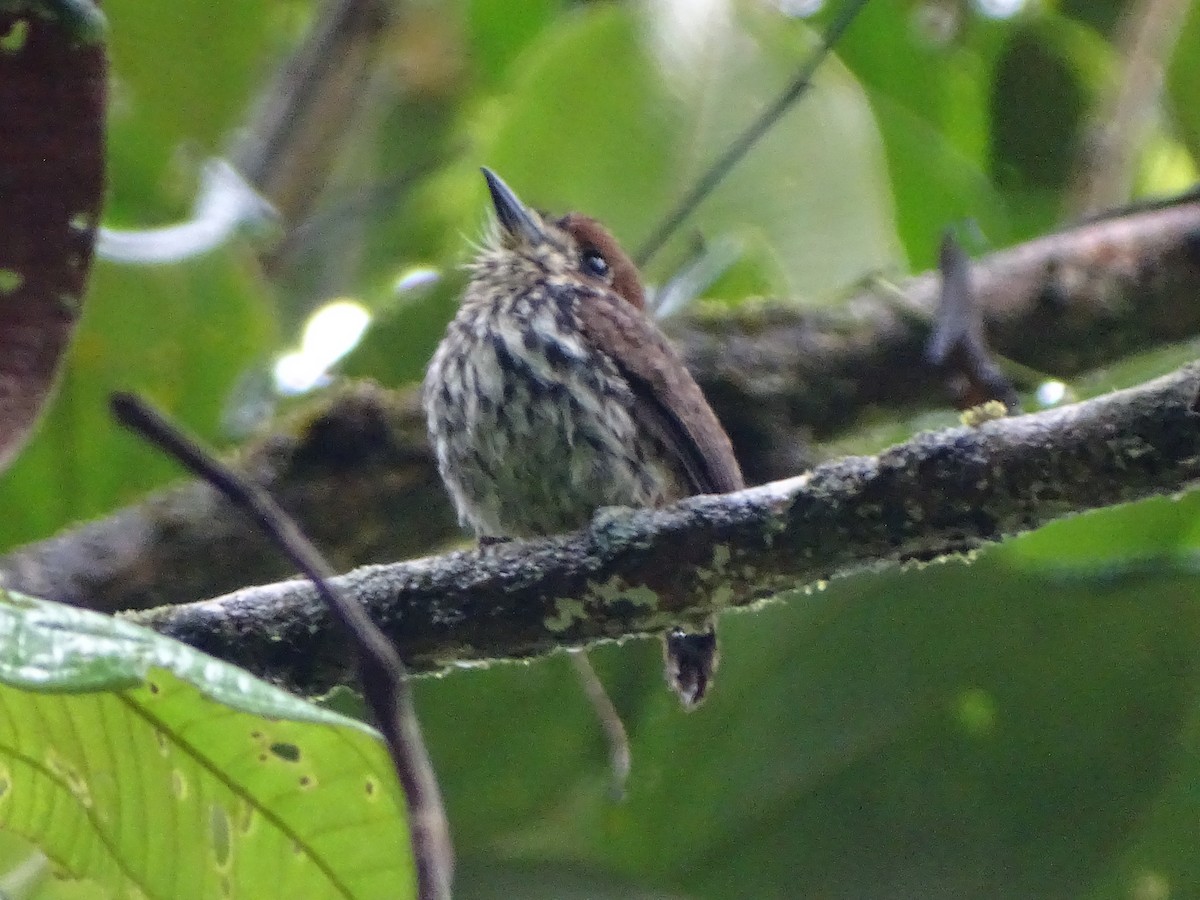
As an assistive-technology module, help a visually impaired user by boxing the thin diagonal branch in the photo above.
[635,0,870,266]
[230,0,394,223]
[129,362,1200,697]
[111,393,452,900]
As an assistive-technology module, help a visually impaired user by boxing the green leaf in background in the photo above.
[464,0,564,91]
[416,535,1200,899]
[835,0,1010,269]
[478,2,902,302]
[103,0,274,225]
[1166,0,1200,163]
[0,590,412,900]
[1003,491,1200,568]
[0,254,275,549]
[989,15,1109,233]
[0,0,282,553]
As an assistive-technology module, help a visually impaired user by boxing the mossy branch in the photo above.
[129,362,1200,696]
[5,195,1200,615]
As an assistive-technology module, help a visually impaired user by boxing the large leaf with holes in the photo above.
[0,590,413,900]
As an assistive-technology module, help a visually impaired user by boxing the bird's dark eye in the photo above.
[581,249,610,278]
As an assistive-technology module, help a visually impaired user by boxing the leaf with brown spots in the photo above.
[0,587,414,897]
[0,2,106,470]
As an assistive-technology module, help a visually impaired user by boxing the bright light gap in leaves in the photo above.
[273,300,372,396]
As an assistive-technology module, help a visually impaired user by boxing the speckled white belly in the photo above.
[425,295,681,539]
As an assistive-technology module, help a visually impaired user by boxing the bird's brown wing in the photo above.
[577,290,744,496]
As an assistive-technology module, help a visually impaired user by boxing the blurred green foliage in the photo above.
[0,592,413,899]
[3,0,1200,897]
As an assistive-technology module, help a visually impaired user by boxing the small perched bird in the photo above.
[424,169,744,707]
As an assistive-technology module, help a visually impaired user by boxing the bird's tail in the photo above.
[663,620,719,709]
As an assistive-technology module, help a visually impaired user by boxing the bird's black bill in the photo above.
[481,167,545,245]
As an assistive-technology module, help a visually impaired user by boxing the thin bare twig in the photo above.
[568,651,632,800]
[1066,0,1191,217]
[231,0,394,223]
[110,392,453,900]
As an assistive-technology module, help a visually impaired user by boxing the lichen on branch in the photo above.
[6,196,1200,616]
[130,362,1200,696]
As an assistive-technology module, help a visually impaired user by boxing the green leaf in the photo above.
[0,253,275,548]
[0,590,413,900]
[1166,0,1200,161]
[102,0,273,223]
[464,0,564,89]
[999,493,1200,567]
[476,3,902,302]
[420,538,1200,898]
[835,0,1011,268]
